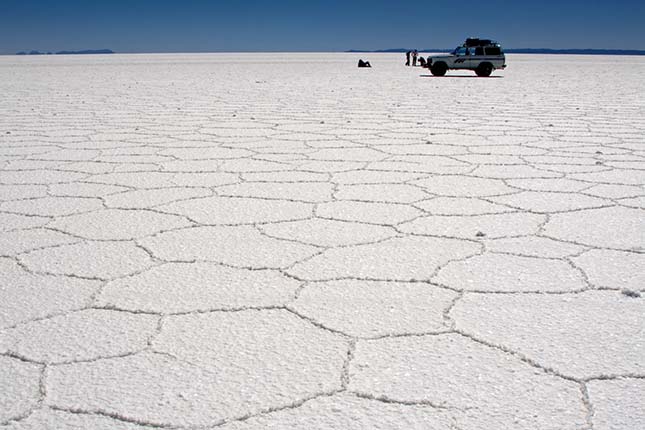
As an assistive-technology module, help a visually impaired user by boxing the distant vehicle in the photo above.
[426,38,506,77]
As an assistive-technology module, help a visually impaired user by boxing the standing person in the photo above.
[405,51,411,66]
[412,50,418,66]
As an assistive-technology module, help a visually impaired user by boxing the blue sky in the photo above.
[1,0,644,54]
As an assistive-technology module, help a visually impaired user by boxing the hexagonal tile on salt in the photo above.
[451,291,645,379]
[45,311,348,427]
[260,218,396,247]
[543,206,645,251]
[0,258,100,330]
[349,334,586,430]
[571,249,645,290]
[158,196,313,225]
[287,236,480,281]
[49,208,191,240]
[98,262,300,313]
[433,253,587,292]
[0,309,157,364]
[399,212,545,239]
[316,200,422,225]
[489,191,609,213]
[292,280,456,337]
[139,225,319,269]
[20,241,153,279]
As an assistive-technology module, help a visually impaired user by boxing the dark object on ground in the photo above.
[419,57,426,67]
[621,289,641,298]
[475,231,486,237]
[358,59,372,68]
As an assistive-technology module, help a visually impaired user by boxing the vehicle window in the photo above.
[475,47,484,55]
[485,46,501,55]
[455,47,468,56]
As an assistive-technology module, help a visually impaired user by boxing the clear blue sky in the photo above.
[1,0,644,54]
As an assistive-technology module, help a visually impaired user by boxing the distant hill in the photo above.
[347,48,645,56]
[16,49,115,55]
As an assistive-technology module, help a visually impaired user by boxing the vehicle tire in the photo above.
[475,62,493,77]
[430,62,447,76]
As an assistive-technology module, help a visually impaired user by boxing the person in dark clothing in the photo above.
[418,56,426,67]
[412,50,418,66]
[405,51,411,66]
[358,59,371,68]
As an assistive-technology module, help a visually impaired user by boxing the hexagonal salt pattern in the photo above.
[543,206,645,251]
[0,309,158,364]
[2,54,644,428]
[433,253,587,292]
[47,310,348,427]
[349,334,586,429]
[0,228,79,255]
[98,262,301,313]
[19,241,153,279]
[286,236,481,281]
[399,212,546,239]
[158,195,314,225]
[451,292,645,379]
[48,208,192,240]
[571,249,645,290]
[316,200,422,225]
[260,218,397,247]
[140,225,319,268]
[0,258,100,329]
[292,280,456,338]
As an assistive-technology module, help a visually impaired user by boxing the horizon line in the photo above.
[4,47,645,56]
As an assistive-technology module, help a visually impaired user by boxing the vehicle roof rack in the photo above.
[464,38,495,47]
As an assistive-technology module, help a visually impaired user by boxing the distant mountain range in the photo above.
[347,48,645,55]
[16,49,114,55]
[12,48,645,56]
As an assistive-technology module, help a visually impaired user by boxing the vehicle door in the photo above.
[452,47,470,69]
[472,46,486,68]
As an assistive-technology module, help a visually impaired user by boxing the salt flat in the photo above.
[0,53,644,429]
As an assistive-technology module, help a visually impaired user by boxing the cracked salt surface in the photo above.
[1,53,644,429]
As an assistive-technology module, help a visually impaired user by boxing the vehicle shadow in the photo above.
[420,74,504,79]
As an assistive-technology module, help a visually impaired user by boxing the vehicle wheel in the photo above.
[431,62,447,76]
[476,62,493,77]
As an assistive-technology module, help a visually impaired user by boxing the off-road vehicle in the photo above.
[426,38,506,77]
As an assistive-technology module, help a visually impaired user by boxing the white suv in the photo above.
[426,38,506,77]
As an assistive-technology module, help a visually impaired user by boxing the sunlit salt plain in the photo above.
[1,53,644,429]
